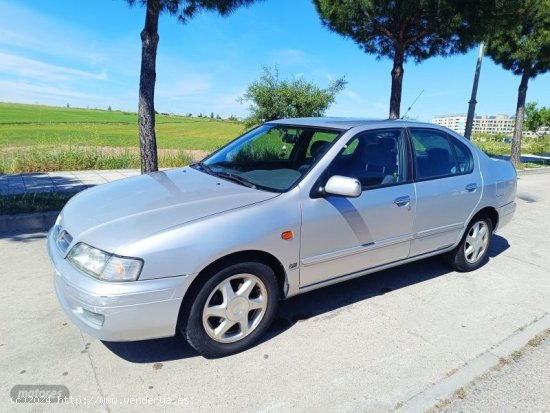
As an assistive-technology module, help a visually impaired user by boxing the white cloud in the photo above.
[0,79,136,111]
[0,2,108,66]
[343,90,364,103]
[157,77,212,99]
[0,51,108,82]
[0,80,101,100]
[327,98,388,118]
[271,49,307,67]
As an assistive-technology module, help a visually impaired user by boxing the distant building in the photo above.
[433,114,538,138]
[433,114,468,135]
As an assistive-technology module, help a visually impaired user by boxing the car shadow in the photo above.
[102,334,198,362]
[103,235,510,363]
[0,173,88,196]
[487,234,510,257]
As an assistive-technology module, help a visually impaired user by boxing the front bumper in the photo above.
[47,229,193,341]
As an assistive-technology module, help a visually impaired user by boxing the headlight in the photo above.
[67,243,143,282]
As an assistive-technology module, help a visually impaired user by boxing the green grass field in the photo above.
[0,102,243,150]
[0,102,245,172]
[1,102,548,173]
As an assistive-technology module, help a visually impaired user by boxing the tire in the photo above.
[446,215,493,272]
[180,262,280,358]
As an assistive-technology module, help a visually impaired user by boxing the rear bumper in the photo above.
[47,229,192,341]
[495,201,516,232]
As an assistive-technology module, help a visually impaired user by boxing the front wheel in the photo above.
[447,216,493,272]
[180,262,279,358]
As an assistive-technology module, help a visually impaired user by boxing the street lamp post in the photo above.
[464,42,485,140]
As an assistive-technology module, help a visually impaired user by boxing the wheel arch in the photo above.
[472,206,499,231]
[177,250,287,327]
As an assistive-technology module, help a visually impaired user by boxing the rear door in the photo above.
[409,128,482,257]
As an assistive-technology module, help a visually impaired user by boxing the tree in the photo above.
[525,102,550,138]
[485,0,549,166]
[312,0,503,119]
[126,0,259,173]
[239,66,346,128]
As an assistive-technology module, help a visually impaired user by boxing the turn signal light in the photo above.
[281,231,293,240]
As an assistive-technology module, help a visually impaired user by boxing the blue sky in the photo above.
[1,0,548,121]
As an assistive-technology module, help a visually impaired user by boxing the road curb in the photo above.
[0,167,547,235]
[517,166,550,175]
[0,211,58,234]
[396,312,550,413]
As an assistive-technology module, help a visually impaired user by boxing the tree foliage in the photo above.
[239,66,346,128]
[312,0,504,119]
[126,0,260,173]
[485,0,549,166]
[485,0,549,77]
[525,102,550,137]
[128,0,258,21]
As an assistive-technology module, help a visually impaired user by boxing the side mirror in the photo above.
[324,175,362,198]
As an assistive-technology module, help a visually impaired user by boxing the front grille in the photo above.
[56,229,73,254]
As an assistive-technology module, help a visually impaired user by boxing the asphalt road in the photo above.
[1,172,549,413]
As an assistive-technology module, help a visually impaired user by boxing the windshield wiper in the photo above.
[192,161,214,175]
[192,162,256,188]
[214,171,256,189]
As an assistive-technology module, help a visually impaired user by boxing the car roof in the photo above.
[266,117,440,131]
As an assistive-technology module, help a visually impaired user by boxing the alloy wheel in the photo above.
[202,274,268,343]
[464,221,490,264]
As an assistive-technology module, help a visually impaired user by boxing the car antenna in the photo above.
[401,89,424,119]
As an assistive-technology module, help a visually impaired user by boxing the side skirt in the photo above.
[285,244,456,298]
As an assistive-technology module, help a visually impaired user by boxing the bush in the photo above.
[0,146,192,173]
[239,66,346,128]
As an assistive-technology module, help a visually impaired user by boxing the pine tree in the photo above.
[313,0,506,118]
[485,0,549,166]
[126,0,260,172]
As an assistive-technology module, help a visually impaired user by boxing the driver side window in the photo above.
[325,128,408,188]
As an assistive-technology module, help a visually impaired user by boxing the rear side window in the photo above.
[452,139,474,174]
[410,128,473,179]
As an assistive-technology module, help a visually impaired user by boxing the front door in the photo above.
[299,128,415,288]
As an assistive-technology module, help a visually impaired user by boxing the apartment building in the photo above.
[433,114,538,137]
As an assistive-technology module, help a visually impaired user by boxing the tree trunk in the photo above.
[389,48,405,119]
[138,0,160,173]
[511,69,530,168]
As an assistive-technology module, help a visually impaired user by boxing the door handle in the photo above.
[393,196,410,208]
[465,183,478,192]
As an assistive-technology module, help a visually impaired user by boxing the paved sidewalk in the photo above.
[0,169,142,195]
[492,153,550,165]
[1,163,549,197]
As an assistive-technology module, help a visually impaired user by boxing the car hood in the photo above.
[61,167,279,253]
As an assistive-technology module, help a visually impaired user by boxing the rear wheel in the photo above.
[447,216,493,272]
[180,262,279,358]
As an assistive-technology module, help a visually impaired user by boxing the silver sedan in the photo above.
[47,118,517,357]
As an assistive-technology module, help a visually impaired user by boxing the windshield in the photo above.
[196,124,342,192]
